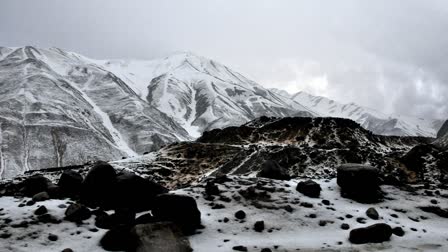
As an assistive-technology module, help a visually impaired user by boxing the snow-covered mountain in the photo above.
[97,52,315,137]
[279,91,442,137]
[0,46,442,178]
[0,46,190,178]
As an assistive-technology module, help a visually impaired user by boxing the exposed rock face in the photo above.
[349,223,393,244]
[131,222,193,252]
[436,120,448,138]
[0,46,190,179]
[337,164,383,203]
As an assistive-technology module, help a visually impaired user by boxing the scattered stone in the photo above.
[337,164,382,203]
[392,227,405,237]
[32,191,50,202]
[430,199,438,204]
[26,200,36,206]
[356,217,367,224]
[205,182,220,196]
[235,210,246,220]
[366,207,379,220]
[152,194,201,235]
[321,200,330,206]
[131,222,192,252]
[65,203,92,222]
[341,223,350,230]
[300,202,313,208]
[261,249,272,252]
[419,206,448,218]
[48,234,58,241]
[296,180,321,198]
[37,213,60,224]
[349,223,392,244]
[254,221,265,232]
[257,160,290,180]
[233,245,248,251]
[61,249,74,252]
[34,205,48,215]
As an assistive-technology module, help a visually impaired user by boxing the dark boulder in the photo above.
[254,221,265,232]
[100,226,136,251]
[205,181,220,196]
[337,164,382,203]
[131,222,193,252]
[349,223,392,244]
[392,227,405,237]
[81,162,117,208]
[257,160,290,180]
[58,170,83,197]
[296,180,321,198]
[235,210,246,220]
[65,203,92,223]
[114,171,168,211]
[22,175,50,197]
[152,194,201,235]
[32,191,50,202]
[34,206,48,215]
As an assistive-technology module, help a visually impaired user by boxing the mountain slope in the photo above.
[287,91,442,137]
[0,46,190,178]
[99,52,315,137]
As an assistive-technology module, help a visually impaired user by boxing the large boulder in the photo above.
[131,222,192,252]
[81,162,117,208]
[337,164,382,203]
[22,175,50,197]
[152,194,201,235]
[296,180,321,198]
[58,170,83,197]
[349,223,392,244]
[65,203,92,223]
[114,171,168,211]
[257,160,290,180]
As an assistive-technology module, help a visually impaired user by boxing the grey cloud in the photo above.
[1,0,447,118]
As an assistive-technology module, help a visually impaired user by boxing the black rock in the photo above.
[100,226,136,251]
[32,191,50,202]
[114,171,168,211]
[65,203,92,223]
[321,200,330,205]
[205,182,220,196]
[61,249,74,252]
[257,160,290,180]
[152,194,201,235]
[296,180,321,198]
[37,213,60,224]
[34,206,48,215]
[261,249,273,252]
[235,210,246,220]
[337,164,383,203]
[131,222,193,252]
[419,206,448,218]
[48,234,58,241]
[349,223,392,244]
[341,223,350,230]
[254,221,265,232]
[58,170,83,197]
[80,161,117,208]
[233,245,248,251]
[366,207,379,220]
[392,227,405,237]
[22,175,50,197]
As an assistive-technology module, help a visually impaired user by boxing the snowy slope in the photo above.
[288,91,442,137]
[99,52,315,137]
[0,46,190,178]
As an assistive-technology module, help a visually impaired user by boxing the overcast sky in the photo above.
[1,0,448,119]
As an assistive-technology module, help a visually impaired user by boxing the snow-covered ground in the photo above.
[0,177,446,252]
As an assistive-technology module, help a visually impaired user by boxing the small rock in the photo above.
[257,160,290,180]
[296,180,321,198]
[392,227,405,237]
[349,223,392,244]
[321,200,330,205]
[254,221,265,232]
[61,249,74,252]
[34,206,48,215]
[32,191,50,202]
[261,249,272,252]
[233,245,248,251]
[341,223,350,230]
[366,207,379,220]
[48,234,58,241]
[65,203,92,222]
[205,182,220,196]
[235,210,246,220]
